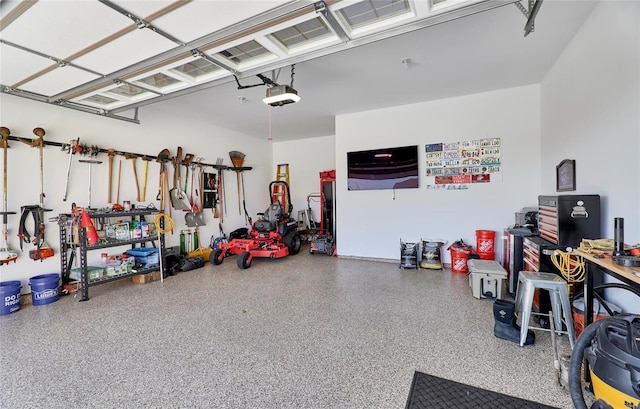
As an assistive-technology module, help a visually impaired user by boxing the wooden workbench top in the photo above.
[575,248,640,286]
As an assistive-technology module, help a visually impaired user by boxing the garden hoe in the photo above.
[0,127,18,264]
[141,155,153,202]
[125,153,141,202]
[107,149,115,203]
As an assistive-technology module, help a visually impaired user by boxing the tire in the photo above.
[284,232,301,255]
[210,249,224,265]
[237,251,252,269]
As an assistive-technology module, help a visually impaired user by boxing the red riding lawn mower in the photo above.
[210,181,301,269]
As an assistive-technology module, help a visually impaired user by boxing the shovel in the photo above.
[156,149,173,232]
[169,147,190,210]
[185,161,206,227]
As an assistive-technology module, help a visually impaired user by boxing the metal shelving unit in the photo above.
[59,209,165,301]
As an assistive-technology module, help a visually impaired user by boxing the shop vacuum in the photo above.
[569,314,640,409]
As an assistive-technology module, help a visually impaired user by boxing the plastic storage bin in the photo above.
[125,248,159,268]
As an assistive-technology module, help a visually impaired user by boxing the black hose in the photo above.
[569,319,604,409]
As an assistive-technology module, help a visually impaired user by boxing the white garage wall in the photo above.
[335,85,541,262]
[541,0,640,241]
[271,135,336,224]
[0,94,272,292]
[541,1,640,313]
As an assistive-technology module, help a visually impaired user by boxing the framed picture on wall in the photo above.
[202,172,217,208]
[556,159,576,192]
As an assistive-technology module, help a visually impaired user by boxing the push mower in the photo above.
[210,181,301,269]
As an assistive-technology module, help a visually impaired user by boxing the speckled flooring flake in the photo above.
[0,249,574,409]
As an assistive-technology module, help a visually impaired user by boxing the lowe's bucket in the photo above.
[476,230,496,260]
[0,280,22,316]
[29,273,60,306]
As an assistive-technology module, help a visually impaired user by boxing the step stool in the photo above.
[514,271,576,349]
[297,209,311,230]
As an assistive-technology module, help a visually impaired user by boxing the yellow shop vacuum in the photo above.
[570,314,640,409]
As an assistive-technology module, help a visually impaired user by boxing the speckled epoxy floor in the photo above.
[0,248,574,409]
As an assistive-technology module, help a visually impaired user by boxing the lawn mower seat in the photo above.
[254,202,284,232]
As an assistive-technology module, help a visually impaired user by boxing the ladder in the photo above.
[272,163,290,211]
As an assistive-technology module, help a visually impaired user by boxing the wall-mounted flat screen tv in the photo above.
[347,145,419,191]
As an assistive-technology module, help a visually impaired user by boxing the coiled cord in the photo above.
[551,250,585,283]
[154,213,174,234]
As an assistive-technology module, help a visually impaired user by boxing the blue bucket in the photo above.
[29,274,60,306]
[0,280,22,316]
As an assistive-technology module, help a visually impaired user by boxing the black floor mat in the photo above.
[405,371,560,409]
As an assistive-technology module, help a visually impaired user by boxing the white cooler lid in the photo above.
[467,259,507,277]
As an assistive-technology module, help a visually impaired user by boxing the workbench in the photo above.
[575,249,640,327]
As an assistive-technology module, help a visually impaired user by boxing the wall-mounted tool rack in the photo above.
[5,131,252,172]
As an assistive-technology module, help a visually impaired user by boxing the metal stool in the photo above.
[514,271,575,349]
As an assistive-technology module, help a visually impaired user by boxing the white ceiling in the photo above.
[0,0,598,141]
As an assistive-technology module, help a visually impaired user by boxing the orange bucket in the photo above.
[450,250,470,274]
[476,230,496,260]
[572,298,621,338]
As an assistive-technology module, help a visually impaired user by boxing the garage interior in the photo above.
[1,0,639,408]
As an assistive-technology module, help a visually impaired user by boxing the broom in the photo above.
[229,151,245,215]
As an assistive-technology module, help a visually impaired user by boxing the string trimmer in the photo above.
[0,127,18,264]
[17,127,54,261]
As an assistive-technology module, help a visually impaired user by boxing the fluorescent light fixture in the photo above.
[263,84,300,106]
